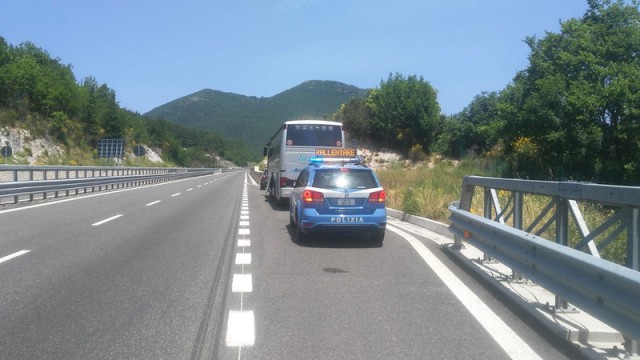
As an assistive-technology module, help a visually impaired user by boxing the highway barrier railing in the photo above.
[448,176,639,352]
[0,165,223,205]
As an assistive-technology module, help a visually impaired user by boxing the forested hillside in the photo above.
[0,37,252,167]
[144,80,366,157]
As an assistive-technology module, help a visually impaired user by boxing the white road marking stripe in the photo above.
[232,274,253,293]
[387,224,542,360]
[0,250,30,264]
[238,228,250,236]
[187,188,194,191]
[145,200,161,206]
[239,221,250,226]
[171,193,181,197]
[92,214,123,226]
[235,253,251,265]
[237,239,251,247]
[226,311,255,346]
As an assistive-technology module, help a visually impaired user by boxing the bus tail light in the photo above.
[280,177,294,188]
[368,190,386,203]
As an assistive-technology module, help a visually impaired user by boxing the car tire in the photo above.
[372,229,385,245]
[296,211,306,242]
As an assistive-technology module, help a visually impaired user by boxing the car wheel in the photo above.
[296,211,306,241]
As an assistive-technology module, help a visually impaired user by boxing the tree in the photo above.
[333,97,371,145]
[366,73,441,155]
[436,92,503,158]
[501,0,640,183]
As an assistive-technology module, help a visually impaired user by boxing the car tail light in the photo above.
[280,177,290,187]
[303,190,325,203]
[368,190,386,203]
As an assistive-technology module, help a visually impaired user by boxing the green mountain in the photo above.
[144,80,367,158]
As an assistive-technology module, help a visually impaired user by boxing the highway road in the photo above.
[0,172,582,359]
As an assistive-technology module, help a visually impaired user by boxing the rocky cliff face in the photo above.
[0,128,64,165]
[0,128,165,165]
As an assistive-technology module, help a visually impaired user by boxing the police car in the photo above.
[289,152,387,244]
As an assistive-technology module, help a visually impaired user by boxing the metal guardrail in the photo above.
[448,176,639,351]
[0,165,223,205]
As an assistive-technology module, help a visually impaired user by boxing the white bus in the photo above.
[263,120,345,201]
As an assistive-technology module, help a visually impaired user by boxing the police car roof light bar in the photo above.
[309,155,365,165]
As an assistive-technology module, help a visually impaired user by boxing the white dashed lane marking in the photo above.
[91,214,123,226]
[0,250,30,265]
[232,274,253,293]
[226,311,255,347]
[226,177,255,348]
[235,253,252,265]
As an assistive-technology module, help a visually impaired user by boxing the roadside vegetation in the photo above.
[333,0,638,266]
[373,153,628,265]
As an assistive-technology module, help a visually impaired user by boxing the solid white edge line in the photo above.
[0,173,225,215]
[91,214,123,226]
[386,224,543,360]
[0,250,30,264]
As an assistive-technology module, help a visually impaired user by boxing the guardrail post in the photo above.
[627,208,639,357]
[42,169,48,200]
[512,191,524,282]
[29,170,34,201]
[483,188,494,262]
[629,208,639,271]
[554,198,571,311]
[12,169,19,204]
[55,170,60,198]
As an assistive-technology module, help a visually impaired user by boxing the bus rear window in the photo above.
[286,124,342,147]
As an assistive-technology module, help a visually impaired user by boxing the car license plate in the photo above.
[337,198,355,206]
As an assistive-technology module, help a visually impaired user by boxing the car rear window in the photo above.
[312,169,378,189]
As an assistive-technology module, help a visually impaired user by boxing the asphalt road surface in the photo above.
[0,172,581,359]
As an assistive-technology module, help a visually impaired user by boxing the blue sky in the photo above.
[1,0,589,115]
